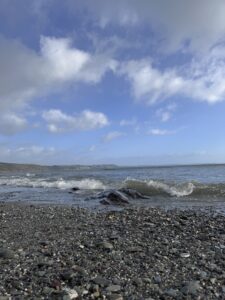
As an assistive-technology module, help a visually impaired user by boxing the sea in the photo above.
[0,164,225,213]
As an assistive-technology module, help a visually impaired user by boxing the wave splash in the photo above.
[0,177,106,190]
[123,179,195,197]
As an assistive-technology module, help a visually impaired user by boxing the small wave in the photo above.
[0,177,106,190]
[123,179,195,197]
[26,173,36,177]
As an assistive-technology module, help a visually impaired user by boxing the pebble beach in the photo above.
[1,202,225,299]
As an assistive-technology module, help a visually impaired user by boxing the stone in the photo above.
[118,188,149,199]
[153,276,161,284]
[106,285,121,293]
[99,241,114,251]
[164,288,178,297]
[92,276,110,287]
[180,252,190,258]
[109,294,123,300]
[98,190,130,206]
[182,281,201,296]
[0,248,14,259]
[71,187,80,192]
[198,271,207,279]
[63,287,79,299]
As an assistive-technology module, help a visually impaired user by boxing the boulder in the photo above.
[99,190,130,206]
[98,188,149,206]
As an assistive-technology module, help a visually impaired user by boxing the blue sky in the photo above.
[0,0,225,165]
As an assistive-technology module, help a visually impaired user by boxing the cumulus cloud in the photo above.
[120,60,184,104]
[0,113,28,135]
[0,35,116,113]
[42,109,109,133]
[121,54,225,104]
[103,131,125,142]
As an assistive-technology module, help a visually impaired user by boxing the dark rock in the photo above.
[99,190,130,206]
[92,276,110,287]
[153,275,161,284]
[119,188,149,199]
[71,187,80,192]
[0,248,14,259]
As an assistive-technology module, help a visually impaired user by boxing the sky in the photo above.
[0,0,225,165]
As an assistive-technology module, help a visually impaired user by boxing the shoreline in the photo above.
[0,202,225,299]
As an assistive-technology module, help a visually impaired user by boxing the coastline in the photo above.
[0,202,225,299]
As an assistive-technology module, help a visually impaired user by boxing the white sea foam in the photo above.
[123,178,195,197]
[0,177,106,190]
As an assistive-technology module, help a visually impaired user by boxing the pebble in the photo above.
[100,241,114,251]
[0,248,14,259]
[164,288,178,297]
[92,276,110,287]
[106,285,121,293]
[109,294,123,300]
[153,275,161,284]
[180,252,190,258]
[0,203,225,299]
[182,280,201,296]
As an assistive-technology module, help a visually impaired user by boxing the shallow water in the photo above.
[0,164,225,212]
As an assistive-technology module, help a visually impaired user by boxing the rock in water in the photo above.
[71,187,80,192]
[99,190,130,206]
[119,188,150,199]
[98,188,149,206]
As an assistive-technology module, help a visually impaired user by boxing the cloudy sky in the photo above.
[0,0,225,165]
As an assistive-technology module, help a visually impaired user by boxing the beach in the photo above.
[1,202,225,299]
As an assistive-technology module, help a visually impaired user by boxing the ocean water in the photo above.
[0,164,225,212]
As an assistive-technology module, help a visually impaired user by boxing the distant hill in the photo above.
[0,162,118,172]
[0,162,47,172]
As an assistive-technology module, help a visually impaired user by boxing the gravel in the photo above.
[0,202,225,299]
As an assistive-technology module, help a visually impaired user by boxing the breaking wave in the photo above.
[0,177,106,190]
[123,178,225,198]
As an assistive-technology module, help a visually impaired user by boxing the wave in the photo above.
[123,178,225,198]
[0,177,106,190]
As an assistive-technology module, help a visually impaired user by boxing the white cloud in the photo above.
[121,54,225,104]
[120,60,184,104]
[103,131,125,142]
[148,129,175,136]
[0,35,116,113]
[42,109,109,133]
[0,113,28,135]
